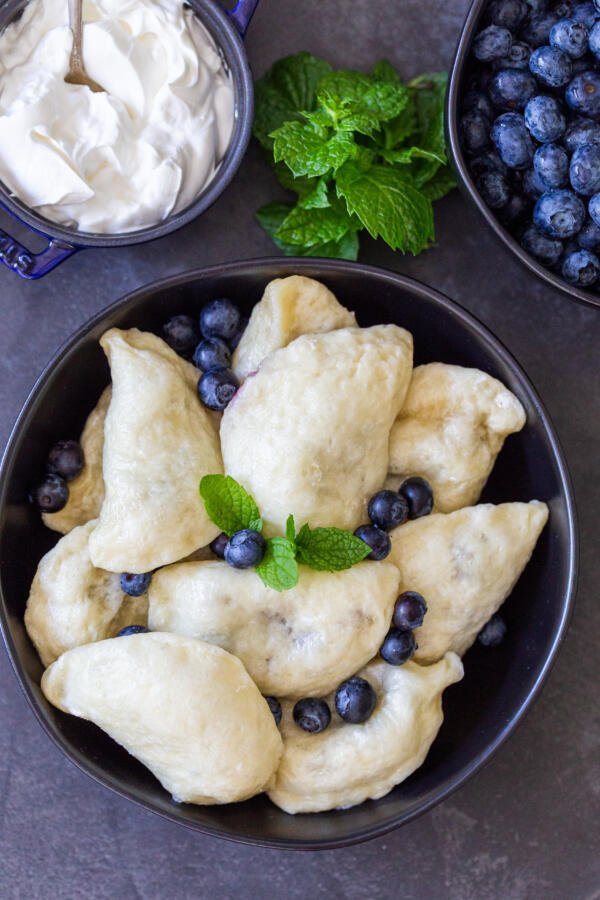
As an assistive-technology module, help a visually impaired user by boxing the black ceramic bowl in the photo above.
[0,259,577,849]
[447,0,600,311]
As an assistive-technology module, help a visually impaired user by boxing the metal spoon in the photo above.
[64,0,104,93]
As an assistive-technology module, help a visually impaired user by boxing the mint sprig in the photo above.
[199,475,262,536]
[256,537,299,591]
[295,524,372,571]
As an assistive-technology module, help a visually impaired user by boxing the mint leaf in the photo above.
[371,59,401,84]
[199,475,262,537]
[295,525,371,571]
[298,177,330,209]
[317,70,408,126]
[256,537,299,591]
[336,160,434,254]
[272,122,354,177]
[273,163,317,200]
[256,203,359,259]
[407,72,448,184]
[420,165,457,201]
[275,203,354,247]
[380,145,446,166]
[286,514,296,544]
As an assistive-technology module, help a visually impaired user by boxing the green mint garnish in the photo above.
[256,537,299,592]
[199,475,262,537]
[294,524,372,571]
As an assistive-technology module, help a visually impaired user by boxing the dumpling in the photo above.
[25,520,147,667]
[88,329,222,573]
[42,386,110,534]
[268,653,463,814]
[221,325,413,535]
[232,275,356,380]
[388,501,549,664]
[41,632,283,805]
[388,364,526,512]
[148,560,401,698]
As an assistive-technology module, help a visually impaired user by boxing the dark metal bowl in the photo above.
[447,0,600,311]
[0,258,577,849]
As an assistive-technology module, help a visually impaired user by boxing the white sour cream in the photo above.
[0,0,235,233]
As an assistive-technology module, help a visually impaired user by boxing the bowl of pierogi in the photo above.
[0,259,576,848]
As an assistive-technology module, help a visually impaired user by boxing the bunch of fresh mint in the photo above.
[200,475,371,591]
[253,52,456,261]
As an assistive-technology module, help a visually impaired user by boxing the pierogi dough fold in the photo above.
[389,500,549,664]
[232,275,356,380]
[221,325,413,536]
[148,559,401,698]
[42,633,282,805]
[43,386,111,535]
[389,364,526,513]
[268,653,463,814]
[89,329,222,573]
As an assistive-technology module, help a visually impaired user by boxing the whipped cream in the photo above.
[0,0,234,233]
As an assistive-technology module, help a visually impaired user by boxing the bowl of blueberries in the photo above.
[447,0,600,308]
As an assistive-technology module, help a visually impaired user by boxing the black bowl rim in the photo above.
[0,257,578,850]
[446,0,600,312]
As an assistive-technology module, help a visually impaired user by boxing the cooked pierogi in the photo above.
[389,501,549,664]
[268,653,463,814]
[42,632,283,804]
[148,560,401,698]
[42,387,111,534]
[25,520,147,667]
[88,329,222,573]
[389,364,526,512]
[221,325,413,535]
[232,275,356,380]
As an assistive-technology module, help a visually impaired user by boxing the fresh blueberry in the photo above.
[473,25,513,62]
[562,247,600,282]
[496,41,532,69]
[529,45,573,86]
[487,0,528,29]
[521,224,564,261]
[589,19,600,56]
[209,532,229,558]
[47,439,84,481]
[380,628,416,666]
[492,112,534,168]
[470,149,509,176]
[550,17,589,57]
[229,316,248,350]
[265,696,282,726]
[476,168,512,206]
[563,116,600,152]
[162,314,200,357]
[192,337,231,372]
[570,51,598,74]
[533,188,586,236]
[353,524,391,560]
[335,676,377,724]
[224,529,266,568]
[520,12,559,47]
[197,369,239,411]
[571,1,600,28]
[462,89,495,118]
[478,613,507,646]
[533,142,569,187]
[199,298,241,341]
[29,474,68,513]
[498,190,533,225]
[577,215,600,247]
[293,698,331,733]
[570,142,600,193]
[117,625,149,637]
[460,110,491,154]
[588,190,600,223]
[120,572,152,596]
[367,490,409,530]
[565,70,600,116]
[553,1,573,17]
[392,591,428,630]
[523,165,548,197]
[489,68,537,108]
[523,0,548,12]
[399,477,434,519]
[524,95,566,141]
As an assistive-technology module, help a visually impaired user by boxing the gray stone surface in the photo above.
[0,1,599,897]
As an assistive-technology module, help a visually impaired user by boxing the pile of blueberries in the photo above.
[461,0,600,290]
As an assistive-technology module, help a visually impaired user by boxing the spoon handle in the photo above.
[67,0,84,69]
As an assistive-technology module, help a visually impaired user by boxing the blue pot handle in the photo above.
[227,0,259,36]
[0,227,78,279]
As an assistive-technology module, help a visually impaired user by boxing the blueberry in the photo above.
[570,51,598,74]
[367,490,409,530]
[533,188,586,236]
[521,224,564,262]
[550,17,589,57]
[392,591,428,630]
[209,532,229,558]
[570,142,600,193]
[577,215,600,247]
[524,95,566,141]
[487,0,528,29]
[523,165,548,197]
[47,439,84,481]
[520,12,558,47]
[489,68,537,108]
[529,44,573,85]
[265,696,282,726]
[478,613,507,646]
[523,0,548,13]
[29,473,68,512]
[498,190,533,225]
[571,0,600,28]
[460,110,491,154]
[496,40,532,69]
[492,112,534,168]
[120,572,152,596]
[398,477,434,519]
[565,70,600,116]
[229,316,248,350]
[224,529,265,568]
[192,337,231,372]
[199,298,241,341]
[353,524,391,560]
[563,116,600,152]
[293,698,331,733]
[473,25,513,61]
[476,168,512,207]
[553,0,573,16]
[380,628,416,665]
[589,19,600,55]
[562,247,600,282]
[462,89,495,119]
[197,369,239,411]
[162,314,200,357]
[533,142,569,187]
[470,149,509,177]
[589,189,600,223]
[116,625,149,637]
[335,676,377,724]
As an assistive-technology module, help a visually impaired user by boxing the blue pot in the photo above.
[0,0,259,279]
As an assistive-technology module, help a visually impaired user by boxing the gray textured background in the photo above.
[1,1,599,897]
